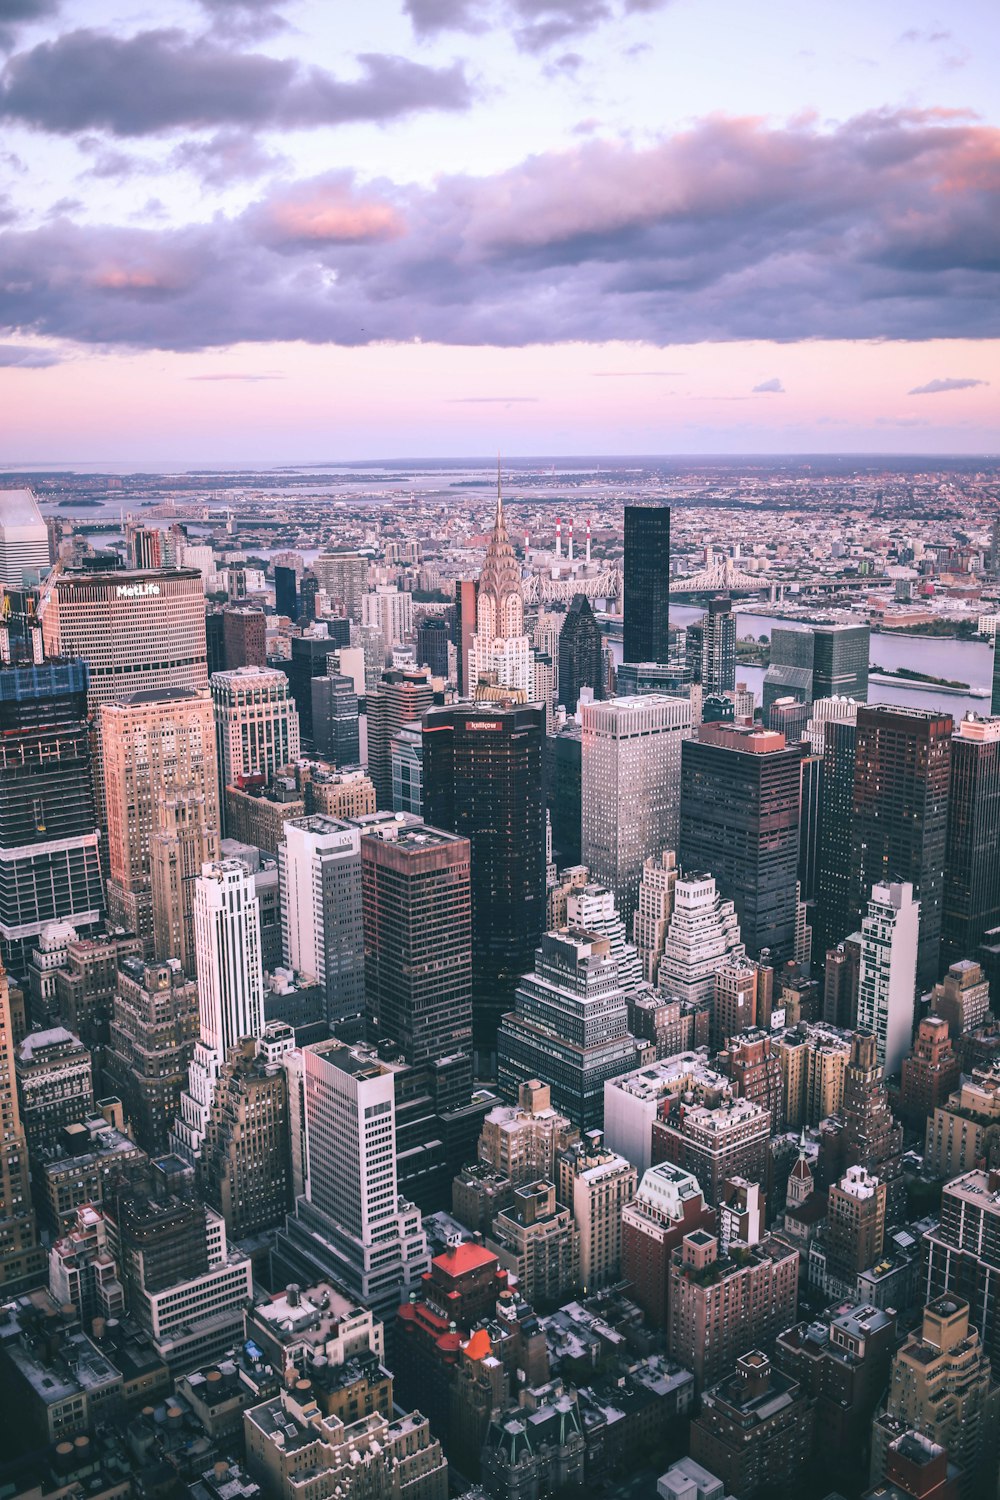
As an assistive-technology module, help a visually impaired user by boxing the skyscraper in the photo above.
[360,816,472,1086]
[423,702,545,1065]
[211,667,301,816]
[310,673,360,767]
[680,725,803,959]
[468,475,532,697]
[851,706,952,988]
[811,699,860,961]
[497,930,648,1130]
[558,594,603,713]
[943,715,1000,967]
[702,596,737,695]
[0,969,44,1294]
[454,579,477,697]
[0,657,103,974]
[152,788,221,977]
[658,874,746,1007]
[857,881,920,1078]
[221,606,266,670]
[416,618,450,678]
[101,687,220,953]
[278,816,365,1036]
[366,669,435,809]
[273,1039,430,1318]
[172,858,265,1163]
[313,551,368,620]
[623,505,671,666]
[0,489,49,584]
[764,623,870,713]
[581,695,693,925]
[273,565,298,621]
[633,850,679,985]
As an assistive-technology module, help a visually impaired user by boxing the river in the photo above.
[669,605,993,719]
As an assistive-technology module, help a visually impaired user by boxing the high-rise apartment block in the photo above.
[943,715,1000,968]
[278,817,365,1035]
[851,706,952,989]
[423,701,545,1062]
[825,1164,886,1287]
[311,674,360,767]
[101,686,220,953]
[581,695,693,924]
[690,1351,814,1500]
[486,1179,579,1305]
[857,881,920,1078]
[0,658,104,974]
[222,606,266,670]
[777,1021,851,1129]
[701,596,736,695]
[621,1162,716,1329]
[667,1230,799,1388]
[623,506,671,666]
[813,701,861,960]
[680,725,802,959]
[556,1132,636,1292]
[924,1170,1000,1367]
[14,1025,94,1156]
[925,1067,1000,1179]
[871,1296,1000,1493]
[211,668,300,817]
[313,551,368,620]
[476,1079,578,1186]
[931,959,991,1037]
[898,1016,959,1126]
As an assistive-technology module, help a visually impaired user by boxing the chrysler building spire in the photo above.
[476,458,524,641]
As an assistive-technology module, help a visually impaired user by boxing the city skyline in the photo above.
[0,0,997,461]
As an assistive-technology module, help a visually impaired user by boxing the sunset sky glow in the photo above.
[0,0,997,462]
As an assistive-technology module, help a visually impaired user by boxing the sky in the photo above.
[0,0,997,463]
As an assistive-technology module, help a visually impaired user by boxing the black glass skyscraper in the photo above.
[679,723,803,959]
[0,658,104,974]
[422,702,545,1070]
[623,505,671,665]
[813,717,859,961]
[416,618,450,678]
[850,705,952,989]
[943,718,1000,968]
[274,565,298,621]
[558,594,603,713]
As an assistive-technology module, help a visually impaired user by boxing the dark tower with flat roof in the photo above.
[623,505,671,666]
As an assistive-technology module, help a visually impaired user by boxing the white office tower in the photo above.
[658,874,746,1007]
[806,695,860,754]
[361,586,413,651]
[171,859,264,1163]
[468,474,533,697]
[0,489,49,584]
[211,666,300,795]
[857,881,920,1078]
[273,1040,430,1319]
[633,851,679,984]
[566,883,644,993]
[581,695,693,925]
[277,816,365,1034]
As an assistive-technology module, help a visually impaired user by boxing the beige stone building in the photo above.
[487,1180,580,1306]
[478,1080,578,1187]
[925,1066,1000,1178]
[244,1385,448,1500]
[777,1021,851,1129]
[871,1296,1000,1487]
[101,687,219,954]
[557,1132,637,1293]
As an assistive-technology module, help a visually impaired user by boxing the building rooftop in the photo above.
[0,487,44,527]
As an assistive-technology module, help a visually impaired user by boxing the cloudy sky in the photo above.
[0,0,997,463]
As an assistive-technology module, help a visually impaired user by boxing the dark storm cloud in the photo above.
[0,110,998,352]
[908,377,989,394]
[405,0,668,50]
[0,0,57,52]
[0,29,473,135]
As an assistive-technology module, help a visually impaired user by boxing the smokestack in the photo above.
[568,519,574,561]
[524,532,530,552]
[555,517,562,559]
[586,518,592,564]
